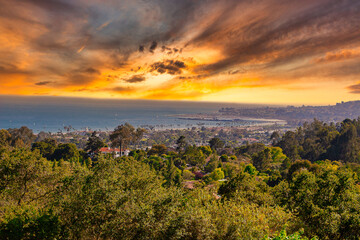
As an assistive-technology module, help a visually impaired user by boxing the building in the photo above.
[98,147,130,157]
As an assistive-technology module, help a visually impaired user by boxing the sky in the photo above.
[0,0,360,105]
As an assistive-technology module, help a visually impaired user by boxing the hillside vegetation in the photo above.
[1,118,360,239]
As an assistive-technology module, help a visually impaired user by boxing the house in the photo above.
[98,147,130,157]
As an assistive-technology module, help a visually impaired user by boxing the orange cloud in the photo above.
[314,48,360,63]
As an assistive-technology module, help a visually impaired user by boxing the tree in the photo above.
[183,145,206,167]
[163,158,182,187]
[0,129,11,148]
[0,148,58,206]
[264,230,311,240]
[176,136,187,154]
[237,143,266,156]
[220,154,229,162]
[148,144,167,156]
[52,143,79,161]
[277,164,360,239]
[252,147,272,172]
[209,137,224,152]
[0,208,60,240]
[218,172,272,205]
[270,131,281,145]
[31,138,57,160]
[276,131,301,160]
[205,168,224,183]
[244,164,258,176]
[134,127,146,148]
[199,146,212,156]
[35,131,52,142]
[110,123,135,157]
[204,157,219,173]
[84,132,106,157]
[51,156,181,239]
[327,121,360,162]
[7,126,36,148]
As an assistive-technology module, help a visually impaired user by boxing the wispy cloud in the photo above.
[123,75,146,83]
[35,81,53,86]
[347,83,360,94]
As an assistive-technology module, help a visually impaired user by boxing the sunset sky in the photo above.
[1,0,360,105]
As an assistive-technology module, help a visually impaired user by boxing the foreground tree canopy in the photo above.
[1,119,360,239]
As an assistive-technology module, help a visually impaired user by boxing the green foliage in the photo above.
[204,156,219,173]
[276,160,360,239]
[270,147,287,162]
[253,148,272,172]
[110,123,145,155]
[169,189,293,240]
[218,172,272,206]
[229,155,238,161]
[276,131,302,161]
[276,119,360,163]
[237,143,266,156]
[31,138,57,160]
[84,131,106,156]
[244,164,259,176]
[51,156,184,239]
[7,127,36,148]
[199,145,212,156]
[264,229,317,240]
[52,143,79,161]
[176,135,187,153]
[2,118,360,239]
[143,155,164,171]
[327,120,360,162]
[0,208,60,240]
[209,137,225,152]
[0,148,58,206]
[129,149,147,161]
[270,131,281,145]
[220,154,229,162]
[0,129,11,148]
[148,144,167,156]
[183,169,195,180]
[222,162,242,178]
[252,147,288,176]
[183,145,206,167]
[204,168,224,183]
[163,159,182,187]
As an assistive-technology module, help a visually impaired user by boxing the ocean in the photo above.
[0,95,272,133]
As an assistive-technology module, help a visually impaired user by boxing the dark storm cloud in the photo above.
[35,81,53,86]
[149,41,157,53]
[123,75,146,83]
[150,60,187,75]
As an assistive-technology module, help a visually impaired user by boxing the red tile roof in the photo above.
[99,147,120,153]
